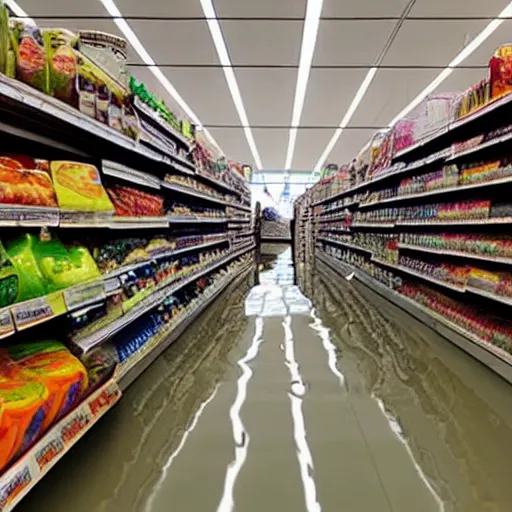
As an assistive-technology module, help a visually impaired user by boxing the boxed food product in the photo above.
[50,161,113,212]
[0,156,57,208]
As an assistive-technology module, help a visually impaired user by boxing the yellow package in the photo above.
[50,161,114,212]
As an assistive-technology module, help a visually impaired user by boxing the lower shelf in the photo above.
[315,250,512,385]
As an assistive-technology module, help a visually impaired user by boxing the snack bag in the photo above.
[50,161,114,212]
[8,341,88,429]
[0,156,57,207]
[0,353,49,461]
[0,239,19,308]
[44,28,78,101]
[0,400,18,471]
[5,233,48,302]
[490,44,512,99]
[10,18,50,93]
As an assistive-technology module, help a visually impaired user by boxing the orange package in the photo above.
[7,342,89,429]
[0,401,18,471]
[0,355,49,468]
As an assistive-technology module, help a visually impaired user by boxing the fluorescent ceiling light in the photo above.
[97,0,221,151]
[313,68,377,172]
[314,0,512,171]
[200,0,263,169]
[284,0,324,170]
[4,0,33,24]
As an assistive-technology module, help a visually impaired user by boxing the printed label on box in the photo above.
[88,383,121,417]
[0,309,14,339]
[12,292,66,330]
[34,436,65,472]
[64,281,106,310]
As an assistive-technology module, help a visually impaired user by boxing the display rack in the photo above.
[0,9,255,504]
[295,59,512,384]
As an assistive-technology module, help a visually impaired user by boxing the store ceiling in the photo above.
[13,0,512,170]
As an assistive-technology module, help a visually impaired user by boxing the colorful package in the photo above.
[0,354,49,463]
[489,44,512,99]
[7,341,88,429]
[0,156,57,207]
[10,18,49,93]
[44,28,78,101]
[0,400,17,470]
[0,240,19,308]
[50,161,114,212]
[107,185,164,217]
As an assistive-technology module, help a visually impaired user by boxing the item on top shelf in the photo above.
[50,161,114,213]
[454,79,491,120]
[0,156,57,208]
[10,18,49,94]
[489,44,512,100]
[44,28,77,102]
[107,185,164,217]
[368,130,394,177]
[393,118,416,154]
[414,93,457,141]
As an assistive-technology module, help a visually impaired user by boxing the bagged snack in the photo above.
[50,161,114,212]
[0,156,57,207]
[8,341,88,429]
[0,400,18,471]
[0,239,19,308]
[0,354,49,462]
[5,234,48,302]
[44,28,77,101]
[10,18,50,93]
[107,185,164,217]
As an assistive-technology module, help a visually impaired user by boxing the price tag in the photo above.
[12,292,67,331]
[104,277,121,295]
[59,210,113,228]
[64,281,106,310]
[0,206,59,227]
[34,432,65,473]
[0,308,14,339]
[0,463,34,512]
[87,381,121,417]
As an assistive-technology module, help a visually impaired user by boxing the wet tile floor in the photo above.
[17,248,512,512]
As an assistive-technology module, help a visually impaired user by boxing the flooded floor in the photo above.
[17,248,512,512]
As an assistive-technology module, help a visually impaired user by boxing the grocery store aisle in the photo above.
[18,249,512,512]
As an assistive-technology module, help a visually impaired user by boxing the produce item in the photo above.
[10,18,49,93]
[107,185,164,217]
[0,156,57,207]
[44,28,77,101]
[0,353,49,465]
[50,161,113,212]
[7,341,88,429]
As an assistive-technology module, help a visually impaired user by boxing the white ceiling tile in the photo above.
[409,0,509,17]
[116,0,205,17]
[221,21,302,65]
[161,69,239,125]
[214,0,307,17]
[293,129,337,170]
[350,68,437,127]
[301,69,368,126]
[313,21,396,65]
[20,0,106,16]
[323,0,412,17]
[329,129,376,164]
[253,128,289,170]
[234,70,295,126]
[464,20,512,66]
[208,128,253,164]
[130,20,218,65]
[381,20,488,66]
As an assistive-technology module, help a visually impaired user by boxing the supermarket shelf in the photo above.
[195,171,242,196]
[371,257,466,292]
[467,286,512,307]
[167,216,228,224]
[102,160,162,190]
[359,174,512,209]
[73,244,256,353]
[0,376,121,512]
[316,250,512,385]
[451,92,512,131]
[110,217,170,229]
[393,127,450,160]
[229,217,251,224]
[118,262,252,390]
[396,217,512,227]
[319,215,351,223]
[447,131,512,162]
[351,222,395,229]
[398,244,512,266]
[161,181,230,207]
[317,237,372,254]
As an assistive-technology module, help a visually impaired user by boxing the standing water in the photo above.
[16,247,512,512]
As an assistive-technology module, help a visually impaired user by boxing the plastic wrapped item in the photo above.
[107,185,164,217]
[393,118,417,154]
[10,18,50,93]
[489,44,512,99]
[50,161,114,212]
[7,341,88,429]
[0,240,19,308]
[0,156,57,208]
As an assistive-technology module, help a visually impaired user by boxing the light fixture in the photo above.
[313,67,377,172]
[200,0,263,169]
[314,0,512,171]
[284,0,324,170]
[97,0,221,151]
[4,0,33,24]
